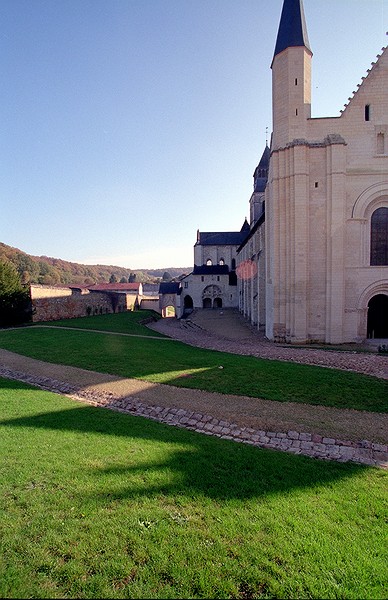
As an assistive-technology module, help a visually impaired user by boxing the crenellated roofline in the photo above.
[340,41,388,115]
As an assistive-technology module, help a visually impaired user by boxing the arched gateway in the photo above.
[367,294,388,338]
[202,285,223,309]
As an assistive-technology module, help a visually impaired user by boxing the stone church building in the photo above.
[184,0,388,344]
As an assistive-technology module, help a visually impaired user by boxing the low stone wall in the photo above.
[31,286,127,322]
[1,367,386,469]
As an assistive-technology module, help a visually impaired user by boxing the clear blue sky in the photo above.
[1,0,387,269]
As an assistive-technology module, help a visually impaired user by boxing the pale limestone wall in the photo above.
[272,47,312,151]
[159,293,181,317]
[140,298,161,313]
[194,244,237,268]
[31,285,75,299]
[124,293,140,311]
[265,37,388,344]
[237,224,265,329]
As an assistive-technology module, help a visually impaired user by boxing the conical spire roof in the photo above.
[273,0,312,62]
[253,145,270,193]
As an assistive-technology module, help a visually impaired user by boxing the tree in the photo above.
[109,273,118,283]
[0,260,31,327]
[120,277,128,283]
[162,271,171,281]
[128,273,136,283]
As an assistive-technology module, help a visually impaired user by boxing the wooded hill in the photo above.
[0,242,190,286]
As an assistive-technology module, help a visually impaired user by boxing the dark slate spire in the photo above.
[253,145,270,193]
[240,218,250,233]
[273,0,312,61]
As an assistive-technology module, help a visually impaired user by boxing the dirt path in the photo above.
[1,311,387,466]
[0,347,387,446]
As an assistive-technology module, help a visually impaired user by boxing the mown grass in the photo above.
[35,310,166,338]
[1,377,387,599]
[0,318,387,412]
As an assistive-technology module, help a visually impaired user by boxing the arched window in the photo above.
[231,258,236,270]
[370,207,388,265]
[219,258,225,265]
[206,259,212,266]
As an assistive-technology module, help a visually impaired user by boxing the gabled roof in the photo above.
[197,230,248,246]
[273,0,312,63]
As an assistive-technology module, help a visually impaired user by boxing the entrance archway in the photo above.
[214,297,223,308]
[162,305,175,318]
[184,295,193,310]
[203,297,212,308]
[367,294,388,338]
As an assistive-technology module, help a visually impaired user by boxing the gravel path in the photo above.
[147,309,388,380]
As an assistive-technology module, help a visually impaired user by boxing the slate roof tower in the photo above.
[271,0,312,150]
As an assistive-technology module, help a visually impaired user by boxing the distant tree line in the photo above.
[0,243,189,287]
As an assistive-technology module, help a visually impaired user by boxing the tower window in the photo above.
[206,259,212,266]
[295,108,298,116]
[314,182,319,188]
[365,104,370,121]
[295,78,298,85]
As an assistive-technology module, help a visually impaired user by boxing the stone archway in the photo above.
[162,305,176,318]
[202,285,222,309]
[367,294,388,338]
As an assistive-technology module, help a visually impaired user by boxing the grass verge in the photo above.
[0,377,387,599]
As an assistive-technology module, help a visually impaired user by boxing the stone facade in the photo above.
[181,225,249,314]
[181,268,237,314]
[237,0,388,344]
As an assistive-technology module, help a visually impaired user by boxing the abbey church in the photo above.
[182,0,388,344]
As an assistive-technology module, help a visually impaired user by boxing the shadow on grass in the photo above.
[1,326,387,412]
[0,378,368,503]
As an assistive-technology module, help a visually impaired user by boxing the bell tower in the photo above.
[271,0,312,150]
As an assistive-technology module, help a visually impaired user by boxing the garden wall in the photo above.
[30,285,127,322]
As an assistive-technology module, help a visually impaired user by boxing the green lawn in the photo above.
[35,310,167,337]
[1,378,386,599]
[1,316,387,412]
